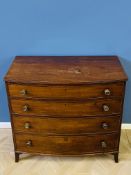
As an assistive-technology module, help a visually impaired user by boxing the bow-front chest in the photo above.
[4,56,127,162]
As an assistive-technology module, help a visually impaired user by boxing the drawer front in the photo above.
[13,116,120,134]
[8,82,124,99]
[15,133,119,155]
[10,99,122,117]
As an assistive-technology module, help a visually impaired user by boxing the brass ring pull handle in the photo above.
[23,105,29,112]
[26,140,32,147]
[24,122,31,129]
[104,89,111,96]
[20,89,27,96]
[102,122,109,129]
[101,141,107,148]
[103,105,110,112]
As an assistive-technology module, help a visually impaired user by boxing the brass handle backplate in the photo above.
[26,140,32,146]
[103,105,110,112]
[20,89,27,96]
[101,141,107,148]
[102,122,109,129]
[104,89,111,96]
[23,105,29,112]
[24,122,31,129]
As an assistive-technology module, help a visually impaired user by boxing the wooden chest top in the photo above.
[4,56,127,84]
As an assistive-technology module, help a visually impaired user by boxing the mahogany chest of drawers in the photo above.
[4,56,127,162]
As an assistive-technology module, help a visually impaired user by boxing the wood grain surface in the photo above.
[4,56,127,84]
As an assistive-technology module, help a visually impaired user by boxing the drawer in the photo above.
[10,99,122,117]
[8,82,124,99]
[15,133,119,155]
[13,115,120,134]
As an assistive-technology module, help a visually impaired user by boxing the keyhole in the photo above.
[64,88,67,94]
[64,137,68,142]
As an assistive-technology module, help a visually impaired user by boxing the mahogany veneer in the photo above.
[4,56,127,162]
